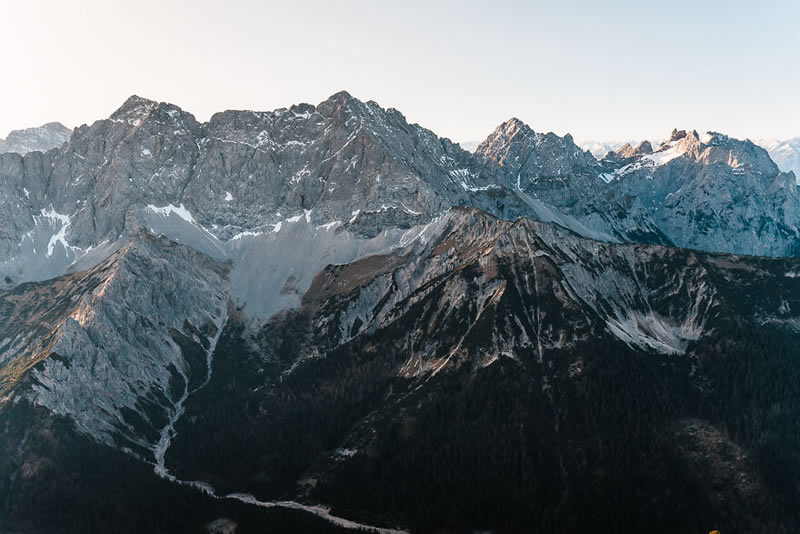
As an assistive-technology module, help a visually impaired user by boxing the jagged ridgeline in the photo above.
[0,92,799,533]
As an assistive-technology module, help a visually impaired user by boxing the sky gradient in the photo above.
[1,0,798,144]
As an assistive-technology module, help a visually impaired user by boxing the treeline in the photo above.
[167,289,800,532]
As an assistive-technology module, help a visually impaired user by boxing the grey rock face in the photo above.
[476,124,800,255]
[304,207,721,365]
[0,231,229,455]
[0,122,72,155]
[474,118,599,208]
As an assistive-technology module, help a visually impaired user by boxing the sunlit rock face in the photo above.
[0,232,229,458]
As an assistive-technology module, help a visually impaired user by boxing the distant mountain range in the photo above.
[757,137,800,183]
[578,140,631,158]
[7,120,794,188]
[1,92,800,533]
[0,122,71,155]
[458,140,480,152]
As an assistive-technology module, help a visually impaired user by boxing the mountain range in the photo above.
[1,92,799,533]
[0,122,72,155]
[757,137,800,184]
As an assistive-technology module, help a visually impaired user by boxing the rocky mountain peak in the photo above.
[616,140,654,159]
[475,116,599,197]
[669,128,687,142]
[326,89,356,104]
[635,140,653,155]
[501,116,530,131]
[476,118,541,163]
[315,90,365,120]
[0,122,73,155]
[106,95,199,135]
[491,117,535,141]
[661,129,780,175]
[111,94,159,124]
[614,143,635,158]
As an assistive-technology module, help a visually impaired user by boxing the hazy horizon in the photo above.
[2,0,798,144]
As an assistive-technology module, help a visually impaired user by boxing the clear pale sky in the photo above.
[1,0,798,144]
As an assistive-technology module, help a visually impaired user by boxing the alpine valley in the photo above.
[1,92,799,533]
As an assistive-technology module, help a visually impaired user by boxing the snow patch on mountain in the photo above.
[642,140,686,166]
[146,203,197,224]
[37,208,74,258]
